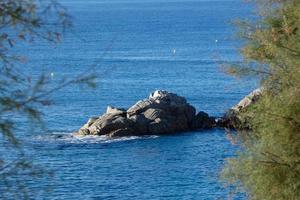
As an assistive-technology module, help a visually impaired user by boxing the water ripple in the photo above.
[33,132,159,144]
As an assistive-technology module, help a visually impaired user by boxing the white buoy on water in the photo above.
[172,49,176,55]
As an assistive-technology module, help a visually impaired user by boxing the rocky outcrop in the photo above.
[74,90,216,137]
[218,88,263,129]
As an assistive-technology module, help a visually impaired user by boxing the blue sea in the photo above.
[5,0,257,199]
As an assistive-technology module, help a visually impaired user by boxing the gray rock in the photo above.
[106,106,126,115]
[191,111,216,129]
[109,128,134,137]
[173,114,189,131]
[148,118,170,134]
[83,117,98,129]
[219,88,263,129]
[231,88,262,112]
[75,90,215,137]
[127,99,155,117]
[129,114,150,134]
[143,108,166,121]
[149,90,187,105]
[184,104,196,123]
[85,113,130,135]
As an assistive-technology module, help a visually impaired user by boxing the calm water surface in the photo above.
[8,0,257,199]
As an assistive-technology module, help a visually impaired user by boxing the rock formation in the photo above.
[218,88,263,129]
[74,90,216,137]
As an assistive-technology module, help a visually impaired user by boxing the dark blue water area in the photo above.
[30,130,242,200]
[4,0,257,199]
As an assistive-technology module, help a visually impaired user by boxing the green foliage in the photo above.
[222,0,300,199]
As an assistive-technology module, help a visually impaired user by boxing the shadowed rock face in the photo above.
[218,88,263,129]
[74,90,216,137]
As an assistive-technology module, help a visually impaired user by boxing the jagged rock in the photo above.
[148,118,170,134]
[218,88,263,129]
[74,90,215,137]
[129,114,150,134]
[149,90,187,105]
[127,99,154,118]
[231,88,262,112]
[106,106,126,115]
[191,111,216,129]
[143,108,165,121]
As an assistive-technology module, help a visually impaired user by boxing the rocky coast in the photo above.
[74,89,262,137]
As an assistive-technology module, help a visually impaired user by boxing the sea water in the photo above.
[4,0,256,199]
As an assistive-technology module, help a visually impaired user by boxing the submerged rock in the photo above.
[218,88,263,129]
[74,90,216,137]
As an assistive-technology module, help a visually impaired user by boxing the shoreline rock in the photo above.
[74,89,262,138]
[218,88,263,129]
[74,90,216,137]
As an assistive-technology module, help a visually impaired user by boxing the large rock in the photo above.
[191,111,216,130]
[218,88,263,129]
[74,90,215,137]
